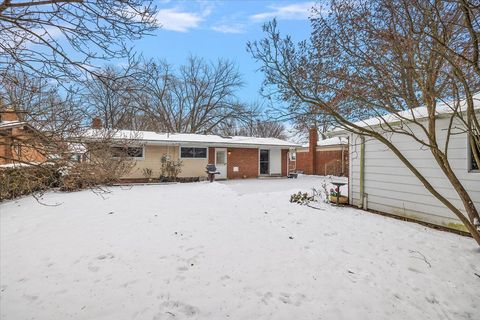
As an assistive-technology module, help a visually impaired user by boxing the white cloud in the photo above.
[155,7,210,32]
[250,2,315,22]
[211,23,246,34]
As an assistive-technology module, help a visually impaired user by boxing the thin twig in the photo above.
[409,250,432,268]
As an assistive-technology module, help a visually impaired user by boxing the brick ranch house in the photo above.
[82,122,300,181]
[0,108,47,166]
[291,128,349,177]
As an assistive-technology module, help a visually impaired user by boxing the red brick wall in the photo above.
[296,151,313,174]
[0,127,46,165]
[295,147,348,177]
[281,149,288,176]
[314,149,348,176]
[208,147,215,164]
[0,111,19,122]
[227,148,258,179]
[308,128,318,174]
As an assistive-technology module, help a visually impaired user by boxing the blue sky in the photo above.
[131,0,314,104]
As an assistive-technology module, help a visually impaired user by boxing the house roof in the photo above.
[300,136,348,148]
[330,93,480,135]
[0,120,29,130]
[83,129,300,148]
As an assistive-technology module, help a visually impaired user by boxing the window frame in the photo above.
[289,150,296,161]
[180,146,208,159]
[111,145,145,160]
[468,135,479,173]
[259,149,270,175]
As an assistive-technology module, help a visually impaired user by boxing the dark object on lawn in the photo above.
[288,172,298,178]
[331,181,347,205]
[205,164,220,182]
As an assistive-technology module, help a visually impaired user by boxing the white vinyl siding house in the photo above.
[335,97,480,232]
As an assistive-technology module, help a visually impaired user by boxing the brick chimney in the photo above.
[91,117,102,129]
[308,127,318,175]
[0,106,20,122]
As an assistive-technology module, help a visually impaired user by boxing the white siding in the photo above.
[349,116,480,230]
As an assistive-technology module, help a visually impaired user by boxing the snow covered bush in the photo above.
[142,168,153,181]
[60,159,134,191]
[0,165,61,201]
[160,155,183,182]
[290,191,314,205]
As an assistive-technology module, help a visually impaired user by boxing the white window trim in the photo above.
[468,135,479,173]
[112,146,145,160]
[179,146,208,159]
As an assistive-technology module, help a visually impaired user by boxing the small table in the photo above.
[331,181,347,205]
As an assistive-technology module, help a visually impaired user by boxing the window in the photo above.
[111,146,144,159]
[216,150,226,165]
[70,154,81,162]
[12,144,22,158]
[469,135,479,172]
[260,149,269,175]
[180,147,207,159]
[289,150,296,161]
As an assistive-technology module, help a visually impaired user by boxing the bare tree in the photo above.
[0,0,158,81]
[215,116,287,139]
[83,64,140,130]
[0,1,158,199]
[238,119,287,139]
[0,71,139,200]
[248,1,480,245]
[136,56,252,134]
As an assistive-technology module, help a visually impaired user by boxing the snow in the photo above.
[331,92,480,134]
[0,121,27,129]
[67,143,87,154]
[316,136,348,146]
[82,129,299,148]
[0,162,36,168]
[301,137,348,148]
[1,176,479,320]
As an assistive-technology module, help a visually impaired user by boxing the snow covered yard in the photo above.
[1,176,479,320]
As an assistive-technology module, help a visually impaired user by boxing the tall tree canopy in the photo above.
[248,0,480,245]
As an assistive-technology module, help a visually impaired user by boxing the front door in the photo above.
[260,149,270,175]
[215,148,227,179]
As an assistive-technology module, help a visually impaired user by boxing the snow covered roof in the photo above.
[82,129,300,148]
[0,121,28,129]
[317,137,348,146]
[331,93,480,135]
[300,137,348,148]
[67,143,87,154]
[0,162,37,168]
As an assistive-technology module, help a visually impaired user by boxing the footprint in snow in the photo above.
[23,294,38,302]
[88,265,100,272]
[153,301,199,319]
[278,293,306,306]
[97,253,115,260]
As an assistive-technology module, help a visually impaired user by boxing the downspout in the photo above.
[341,144,345,175]
[359,135,365,209]
[286,150,290,176]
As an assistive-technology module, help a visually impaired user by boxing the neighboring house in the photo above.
[0,107,47,166]
[84,121,300,180]
[330,97,480,232]
[291,128,349,176]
